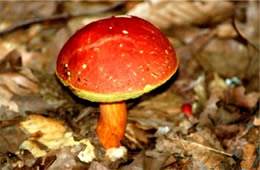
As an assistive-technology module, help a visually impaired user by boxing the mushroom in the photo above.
[56,16,178,149]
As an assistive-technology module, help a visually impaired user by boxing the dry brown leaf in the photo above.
[0,41,35,68]
[0,50,21,73]
[0,125,28,154]
[0,49,39,98]
[0,85,18,112]
[145,150,171,170]
[156,137,228,168]
[89,161,110,170]
[214,124,240,139]
[156,130,232,168]
[0,53,39,99]
[0,2,57,30]
[227,86,259,109]
[0,41,13,61]
[187,130,224,151]
[239,1,260,44]
[125,122,156,149]
[253,117,260,126]
[209,73,228,99]
[19,68,38,83]
[175,29,217,79]
[18,46,36,67]
[13,95,62,114]
[47,147,77,170]
[126,123,151,145]
[128,89,183,130]
[138,91,182,115]
[199,39,249,78]
[121,152,145,170]
[0,72,39,95]
[193,74,207,105]
[19,115,95,163]
[128,1,235,29]
[0,105,23,121]
[216,23,237,39]
[241,143,256,169]
[128,116,173,129]
[198,73,228,126]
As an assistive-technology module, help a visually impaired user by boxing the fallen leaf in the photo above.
[253,117,260,126]
[216,23,237,39]
[47,147,77,170]
[128,1,235,29]
[199,73,231,126]
[0,86,18,112]
[199,39,250,78]
[121,151,144,170]
[0,2,57,26]
[19,115,95,163]
[241,143,256,169]
[134,90,183,116]
[145,150,171,170]
[0,125,28,154]
[13,95,61,114]
[0,72,39,95]
[238,1,259,44]
[126,123,151,145]
[0,50,22,73]
[89,161,110,170]
[155,129,232,168]
[227,86,259,109]
[253,144,260,169]
[193,74,207,106]
[214,124,240,139]
[0,41,14,61]
[128,116,173,129]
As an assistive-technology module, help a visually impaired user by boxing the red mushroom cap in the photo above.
[56,15,178,102]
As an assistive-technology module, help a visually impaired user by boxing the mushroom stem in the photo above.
[97,101,127,149]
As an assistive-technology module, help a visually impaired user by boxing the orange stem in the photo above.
[96,101,127,149]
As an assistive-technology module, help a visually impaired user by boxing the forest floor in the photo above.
[0,1,259,170]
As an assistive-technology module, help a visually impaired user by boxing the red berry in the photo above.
[181,103,192,116]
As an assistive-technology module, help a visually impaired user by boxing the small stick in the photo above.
[0,1,125,35]
[232,18,259,52]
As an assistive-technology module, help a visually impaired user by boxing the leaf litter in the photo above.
[0,1,259,170]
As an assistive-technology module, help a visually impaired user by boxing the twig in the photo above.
[170,137,233,157]
[0,1,126,35]
[232,18,259,52]
[232,18,260,81]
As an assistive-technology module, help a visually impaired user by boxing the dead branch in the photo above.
[232,18,259,52]
[0,1,126,36]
